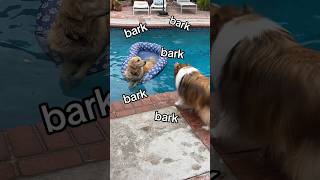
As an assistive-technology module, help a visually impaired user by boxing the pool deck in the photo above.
[110,91,211,179]
[111,5,209,27]
[111,106,210,179]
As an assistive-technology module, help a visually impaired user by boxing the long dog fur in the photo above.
[48,0,108,87]
[212,5,320,180]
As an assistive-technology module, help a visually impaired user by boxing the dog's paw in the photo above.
[175,100,193,110]
[174,101,182,106]
[174,99,184,106]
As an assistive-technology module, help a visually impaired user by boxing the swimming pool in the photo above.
[213,0,320,50]
[0,0,108,130]
[110,28,210,102]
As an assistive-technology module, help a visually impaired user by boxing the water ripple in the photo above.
[313,14,320,19]
[302,39,320,46]
[0,41,50,60]
[0,5,21,18]
[10,9,38,19]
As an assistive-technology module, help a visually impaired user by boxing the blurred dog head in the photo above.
[211,5,253,42]
[128,56,146,68]
[61,0,108,21]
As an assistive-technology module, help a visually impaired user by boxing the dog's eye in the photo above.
[137,59,140,61]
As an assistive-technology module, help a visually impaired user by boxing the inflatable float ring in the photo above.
[35,0,108,75]
[121,42,168,82]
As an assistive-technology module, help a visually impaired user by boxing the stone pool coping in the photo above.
[0,91,209,180]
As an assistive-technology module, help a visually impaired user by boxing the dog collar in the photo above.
[175,67,199,89]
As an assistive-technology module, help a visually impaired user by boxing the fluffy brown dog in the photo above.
[212,5,320,180]
[124,56,156,87]
[174,63,210,127]
[48,0,108,87]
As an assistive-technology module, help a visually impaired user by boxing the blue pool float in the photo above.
[35,0,108,75]
[121,42,168,82]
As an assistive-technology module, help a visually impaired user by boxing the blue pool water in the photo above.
[213,0,320,50]
[0,0,107,130]
[110,28,210,102]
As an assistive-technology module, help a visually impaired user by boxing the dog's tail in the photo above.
[285,141,320,180]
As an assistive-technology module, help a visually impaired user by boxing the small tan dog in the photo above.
[124,56,156,87]
[48,0,108,88]
[174,63,210,128]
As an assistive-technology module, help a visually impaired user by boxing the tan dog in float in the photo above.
[124,56,156,87]
[48,0,108,88]
[211,5,320,180]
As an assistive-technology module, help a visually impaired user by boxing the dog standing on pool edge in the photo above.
[174,63,210,128]
[124,56,156,87]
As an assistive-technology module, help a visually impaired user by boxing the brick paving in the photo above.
[70,122,105,145]
[0,118,108,179]
[7,126,44,157]
[0,133,10,161]
[18,149,83,176]
[36,122,74,151]
[0,162,16,180]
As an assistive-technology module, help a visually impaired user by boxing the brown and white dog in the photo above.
[174,63,210,128]
[48,0,108,88]
[124,56,156,87]
[212,5,320,180]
